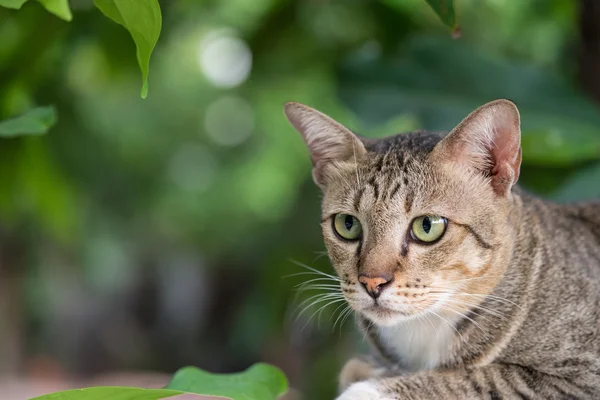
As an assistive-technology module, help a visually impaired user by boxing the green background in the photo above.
[1,0,599,399]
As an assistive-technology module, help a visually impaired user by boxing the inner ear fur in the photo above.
[431,99,522,196]
[284,102,366,187]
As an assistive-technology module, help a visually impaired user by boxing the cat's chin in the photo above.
[361,305,416,327]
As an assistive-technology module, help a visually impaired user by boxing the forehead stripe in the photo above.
[388,181,401,200]
[353,187,365,211]
[368,177,380,201]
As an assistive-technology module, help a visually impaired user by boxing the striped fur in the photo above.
[284,101,600,399]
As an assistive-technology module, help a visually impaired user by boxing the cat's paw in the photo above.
[335,381,389,400]
[338,357,387,392]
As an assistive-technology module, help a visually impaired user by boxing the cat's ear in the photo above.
[284,102,366,187]
[431,99,522,196]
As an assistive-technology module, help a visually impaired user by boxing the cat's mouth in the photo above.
[362,304,411,325]
[361,300,435,325]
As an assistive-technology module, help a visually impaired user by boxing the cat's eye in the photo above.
[333,214,363,240]
[411,215,447,243]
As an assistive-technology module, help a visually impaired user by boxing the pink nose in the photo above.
[358,274,392,299]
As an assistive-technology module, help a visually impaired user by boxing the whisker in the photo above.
[295,283,342,290]
[448,298,510,321]
[288,259,339,280]
[421,311,438,335]
[351,137,361,187]
[437,275,504,285]
[427,293,510,321]
[340,307,356,334]
[311,251,330,264]
[462,293,524,311]
[294,296,344,323]
[294,285,342,297]
[429,287,523,311]
[302,298,347,331]
[441,298,508,321]
[332,304,351,333]
[291,282,339,303]
[441,304,488,336]
[331,301,348,321]
[293,293,344,318]
[293,277,341,286]
[283,271,341,281]
[361,318,374,344]
[428,309,464,343]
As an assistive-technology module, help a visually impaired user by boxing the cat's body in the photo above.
[357,190,600,398]
[285,100,600,399]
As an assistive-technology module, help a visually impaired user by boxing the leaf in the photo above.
[94,0,162,98]
[424,0,458,33]
[553,162,600,202]
[0,106,57,137]
[29,386,183,400]
[0,0,28,9]
[37,0,72,21]
[29,363,288,400]
[338,35,600,168]
[166,363,289,400]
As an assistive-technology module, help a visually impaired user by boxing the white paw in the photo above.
[336,381,389,400]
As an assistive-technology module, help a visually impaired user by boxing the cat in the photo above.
[284,99,600,399]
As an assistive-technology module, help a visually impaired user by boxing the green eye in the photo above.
[411,215,447,243]
[333,214,363,240]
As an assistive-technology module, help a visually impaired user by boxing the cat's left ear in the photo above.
[431,99,522,197]
[284,102,367,187]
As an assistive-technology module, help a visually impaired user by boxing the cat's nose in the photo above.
[359,273,393,299]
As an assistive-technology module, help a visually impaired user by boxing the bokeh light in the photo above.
[197,29,252,88]
[204,95,254,146]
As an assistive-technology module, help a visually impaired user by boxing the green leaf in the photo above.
[553,162,600,202]
[166,363,288,400]
[29,386,183,400]
[0,106,57,137]
[37,0,72,21]
[424,0,458,32]
[338,35,600,168]
[94,0,162,98]
[0,0,28,9]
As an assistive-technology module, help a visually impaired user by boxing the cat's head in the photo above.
[285,100,522,326]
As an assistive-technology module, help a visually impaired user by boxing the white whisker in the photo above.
[442,304,487,336]
[427,292,510,321]
[294,293,344,318]
[421,311,438,335]
[287,259,339,280]
[428,309,464,343]
[302,298,347,330]
[295,282,342,290]
[332,304,351,333]
[440,297,510,321]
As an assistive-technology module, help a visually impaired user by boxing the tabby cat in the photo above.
[284,100,600,399]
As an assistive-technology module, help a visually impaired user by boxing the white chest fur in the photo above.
[376,315,457,372]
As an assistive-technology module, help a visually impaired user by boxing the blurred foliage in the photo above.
[31,387,182,400]
[0,0,71,20]
[0,0,160,97]
[0,106,56,137]
[0,0,598,400]
[32,362,288,400]
[165,363,288,400]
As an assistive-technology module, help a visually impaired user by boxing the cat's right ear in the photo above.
[284,102,366,187]
[431,99,522,197]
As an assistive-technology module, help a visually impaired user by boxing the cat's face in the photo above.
[285,100,522,326]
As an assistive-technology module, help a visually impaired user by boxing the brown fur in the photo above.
[285,100,600,399]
